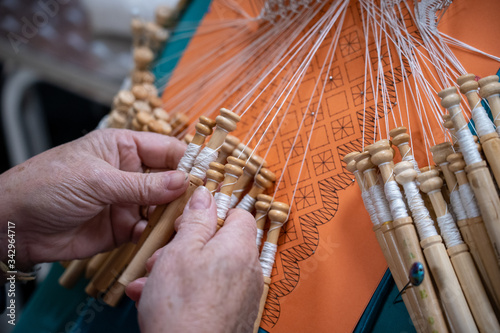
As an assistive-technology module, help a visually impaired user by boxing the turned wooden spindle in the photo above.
[215,157,244,230]
[149,97,163,110]
[177,116,217,173]
[190,108,241,179]
[395,161,477,333]
[389,127,419,171]
[131,70,155,85]
[205,162,225,193]
[85,251,111,280]
[133,46,154,71]
[365,142,425,332]
[254,194,273,248]
[113,90,135,113]
[442,114,458,149]
[170,113,191,137]
[458,74,500,187]
[130,17,144,47]
[155,5,177,28]
[59,258,91,289]
[148,119,172,135]
[439,87,500,263]
[418,169,499,332]
[132,111,154,131]
[254,202,289,333]
[215,135,240,164]
[236,168,276,211]
[448,152,500,311]
[478,75,500,128]
[430,143,491,295]
[231,154,267,207]
[183,134,194,144]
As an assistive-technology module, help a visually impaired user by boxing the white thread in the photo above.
[384,180,409,220]
[456,127,482,165]
[236,194,256,211]
[368,183,392,224]
[436,212,463,248]
[449,190,467,221]
[260,242,277,277]
[471,106,495,138]
[230,194,239,207]
[214,192,232,220]
[190,147,218,179]
[177,143,202,173]
[361,189,379,226]
[402,181,438,240]
[459,183,480,218]
[256,229,264,248]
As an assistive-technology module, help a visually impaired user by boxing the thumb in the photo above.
[101,169,189,206]
[173,186,217,249]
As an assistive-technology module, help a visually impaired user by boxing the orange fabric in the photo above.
[162,1,500,332]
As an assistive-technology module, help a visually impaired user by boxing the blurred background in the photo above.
[0,0,187,331]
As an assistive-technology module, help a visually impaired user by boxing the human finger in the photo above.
[125,277,147,302]
[171,186,217,250]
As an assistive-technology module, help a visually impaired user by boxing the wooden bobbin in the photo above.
[418,169,500,332]
[206,162,224,193]
[458,74,482,109]
[236,168,276,212]
[430,142,490,294]
[153,107,169,123]
[131,70,155,85]
[395,161,477,333]
[448,152,500,311]
[232,143,252,161]
[142,83,159,100]
[132,111,154,131]
[190,109,241,179]
[478,75,500,127]
[254,194,273,248]
[216,157,244,229]
[215,134,240,164]
[155,5,177,27]
[131,85,150,102]
[183,134,194,144]
[389,127,416,166]
[130,18,144,47]
[439,87,500,263]
[133,46,154,70]
[170,113,191,137]
[59,258,91,289]
[254,202,289,333]
[108,110,128,129]
[115,174,204,297]
[458,74,500,188]
[366,142,425,332]
[232,154,268,205]
[85,251,111,280]
[177,116,217,173]
[148,119,172,135]
[442,114,458,149]
[113,90,135,112]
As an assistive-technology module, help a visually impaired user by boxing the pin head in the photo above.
[408,262,424,286]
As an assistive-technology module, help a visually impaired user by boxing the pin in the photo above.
[393,262,424,304]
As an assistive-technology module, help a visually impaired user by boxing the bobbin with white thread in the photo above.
[231,154,267,207]
[418,168,499,332]
[439,87,500,264]
[177,116,217,173]
[254,194,273,248]
[478,75,500,130]
[215,135,240,164]
[458,74,500,188]
[236,168,276,212]
[206,162,225,194]
[365,142,427,332]
[442,114,458,149]
[254,202,289,333]
[395,161,478,333]
[448,152,500,311]
[389,127,420,173]
[190,108,241,180]
[215,156,244,230]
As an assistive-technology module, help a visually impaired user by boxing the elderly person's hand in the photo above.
[0,129,188,267]
[126,186,264,333]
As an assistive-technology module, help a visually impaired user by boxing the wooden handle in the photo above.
[232,153,267,202]
[478,75,500,127]
[216,134,240,164]
[253,276,271,333]
[85,251,111,280]
[206,162,224,193]
[59,258,90,289]
[458,73,482,110]
[392,218,449,333]
[448,244,500,332]
[421,236,478,332]
[117,175,203,288]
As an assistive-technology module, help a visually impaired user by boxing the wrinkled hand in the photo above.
[126,186,264,333]
[0,129,188,267]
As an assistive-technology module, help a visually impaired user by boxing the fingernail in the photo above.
[167,171,188,190]
[189,186,212,209]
